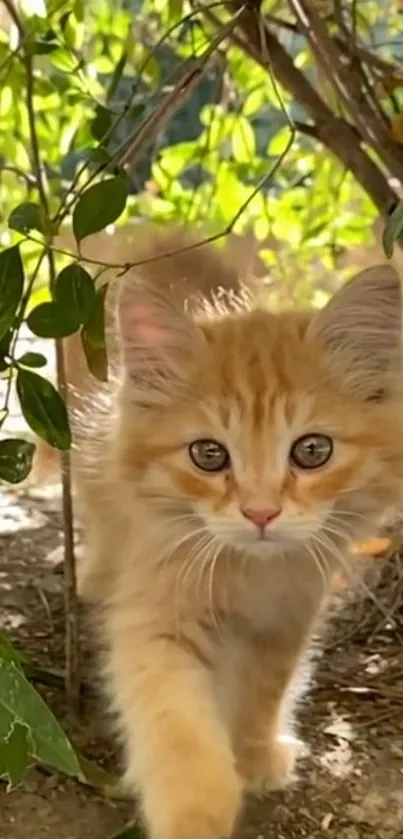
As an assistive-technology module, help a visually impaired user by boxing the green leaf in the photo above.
[168,0,184,22]
[55,264,96,324]
[81,286,108,381]
[129,102,146,122]
[0,439,35,484]
[0,659,82,779]
[0,633,25,666]
[50,47,79,73]
[8,203,44,235]
[383,201,403,258]
[16,370,71,451]
[27,302,79,339]
[91,105,114,142]
[106,52,128,103]
[0,722,30,791]
[73,0,85,22]
[72,176,128,242]
[27,266,96,338]
[144,55,160,85]
[0,246,24,342]
[90,147,111,167]
[231,116,256,164]
[17,351,47,369]
[0,329,11,372]
[32,39,59,55]
[78,755,121,795]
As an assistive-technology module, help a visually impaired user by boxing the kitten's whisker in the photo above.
[206,539,224,635]
[177,532,212,593]
[173,532,214,636]
[307,539,332,595]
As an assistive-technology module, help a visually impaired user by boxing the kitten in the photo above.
[73,228,403,839]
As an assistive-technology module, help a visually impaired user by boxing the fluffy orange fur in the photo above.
[71,227,403,839]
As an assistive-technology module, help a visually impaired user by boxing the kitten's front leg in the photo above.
[232,639,305,796]
[107,625,242,839]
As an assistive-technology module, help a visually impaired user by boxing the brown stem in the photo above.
[21,7,80,714]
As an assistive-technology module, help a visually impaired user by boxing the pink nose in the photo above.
[241,507,281,529]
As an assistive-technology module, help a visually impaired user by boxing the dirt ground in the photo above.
[1,486,403,839]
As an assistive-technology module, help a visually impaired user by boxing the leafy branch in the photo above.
[221,0,401,222]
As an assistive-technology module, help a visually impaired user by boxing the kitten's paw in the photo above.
[238,734,300,797]
[143,756,242,839]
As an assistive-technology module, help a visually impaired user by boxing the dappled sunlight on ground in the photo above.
[0,486,402,838]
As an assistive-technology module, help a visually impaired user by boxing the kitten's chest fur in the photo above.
[175,543,328,643]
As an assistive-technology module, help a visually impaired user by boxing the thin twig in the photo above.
[1,164,37,188]
[15,0,81,714]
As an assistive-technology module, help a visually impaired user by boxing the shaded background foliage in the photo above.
[1,0,403,806]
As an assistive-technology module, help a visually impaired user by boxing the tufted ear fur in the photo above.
[118,278,204,407]
[308,265,402,398]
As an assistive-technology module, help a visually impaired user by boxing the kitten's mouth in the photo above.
[234,530,284,548]
[258,531,275,542]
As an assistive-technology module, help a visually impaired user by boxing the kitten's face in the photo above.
[118,266,403,557]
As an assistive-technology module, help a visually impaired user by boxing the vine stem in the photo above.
[11,0,81,714]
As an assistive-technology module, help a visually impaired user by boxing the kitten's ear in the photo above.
[118,279,204,405]
[308,265,402,397]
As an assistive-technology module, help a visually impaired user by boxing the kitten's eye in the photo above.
[290,434,333,470]
[189,439,230,473]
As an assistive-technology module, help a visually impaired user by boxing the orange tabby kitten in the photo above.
[73,228,403,839]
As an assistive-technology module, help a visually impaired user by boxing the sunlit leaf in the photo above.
[72,176,128,242]
[243,88,265,116]
[168,0,184,21]
[268,127,293,156]
[231,116,256,163]
[50,48,79,73]
[16,370,71,451]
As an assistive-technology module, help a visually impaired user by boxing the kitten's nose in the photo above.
[241,506,281,529]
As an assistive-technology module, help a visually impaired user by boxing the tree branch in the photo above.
[219,0,399,220]
[287,0,403,184]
